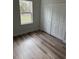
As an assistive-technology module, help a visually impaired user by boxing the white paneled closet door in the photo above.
[51,3,66,41]
[40,0,66,43]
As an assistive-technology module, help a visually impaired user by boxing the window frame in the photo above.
[19,0,33,25]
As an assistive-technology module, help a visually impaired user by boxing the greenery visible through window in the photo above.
[19,0,33,25]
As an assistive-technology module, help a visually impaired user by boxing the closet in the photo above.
[40,0,66,43]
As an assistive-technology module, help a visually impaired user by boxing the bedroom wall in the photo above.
[13,0,41,36]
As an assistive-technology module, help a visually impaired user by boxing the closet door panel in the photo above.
[51,3,66,40]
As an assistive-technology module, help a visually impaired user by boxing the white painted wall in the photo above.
[13,0,41,36]
[40,0,66,42]
[40,0,52,34]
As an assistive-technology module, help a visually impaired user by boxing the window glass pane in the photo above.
[19,0,33,25]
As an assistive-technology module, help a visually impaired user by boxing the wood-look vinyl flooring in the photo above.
[13,31,66,59]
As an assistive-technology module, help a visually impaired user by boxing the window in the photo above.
[19,0,33,25]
